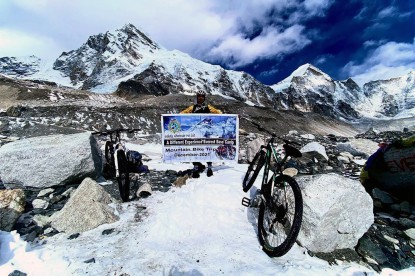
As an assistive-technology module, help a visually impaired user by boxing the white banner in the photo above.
[161,114,239,163]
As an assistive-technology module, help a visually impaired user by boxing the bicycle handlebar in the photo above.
[91,128,141,135]
[241,116,300,146]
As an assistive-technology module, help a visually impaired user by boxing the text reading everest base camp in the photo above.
[164,138,237,145]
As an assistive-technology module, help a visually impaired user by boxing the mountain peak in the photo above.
[114,23,160,50]
[271,63,331,92]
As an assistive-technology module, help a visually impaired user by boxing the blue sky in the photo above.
[0,0,414,86]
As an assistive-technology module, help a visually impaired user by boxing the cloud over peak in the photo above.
[207,25,311,68]
[343,38,415,85]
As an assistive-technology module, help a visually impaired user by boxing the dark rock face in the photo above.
[0,56,40,76]
[116,63,178,98]
[115,64,275,107]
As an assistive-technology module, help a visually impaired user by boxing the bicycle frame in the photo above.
[240,117,303,257]
[260,137,289,198]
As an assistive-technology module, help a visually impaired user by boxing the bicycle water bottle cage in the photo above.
[283,144,302,158]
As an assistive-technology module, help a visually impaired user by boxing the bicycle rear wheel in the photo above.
[258,175,302,257]
[242,149,266,192]
[104,141,113,163]
[117,150,130,202]
[104,141,116,178]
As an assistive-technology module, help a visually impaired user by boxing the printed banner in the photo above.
[161,114,239,163]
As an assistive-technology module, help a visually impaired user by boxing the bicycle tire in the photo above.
[242,150,266,192]
[104,141,116,178]
[258,174,303,257]
[117,150,130,202]
[104,141,113,163]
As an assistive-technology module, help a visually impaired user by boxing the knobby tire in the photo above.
[242,150,266,192]
[117,150,130,202]
[258,174,303,257]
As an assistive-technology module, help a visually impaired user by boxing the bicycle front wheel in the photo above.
[258,175,303,257]
[242,149,266,192]
[117,150,130,202]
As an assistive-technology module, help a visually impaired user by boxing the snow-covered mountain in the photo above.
[0,24,273,107]
[359,71,415,119]
[271,63,415,120]
[1,24,414,121]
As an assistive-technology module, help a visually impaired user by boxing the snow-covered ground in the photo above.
[0,143,413,275]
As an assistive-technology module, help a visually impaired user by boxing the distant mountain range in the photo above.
[1,23,414,121]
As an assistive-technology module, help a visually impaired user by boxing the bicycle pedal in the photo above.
[241,197,251,207]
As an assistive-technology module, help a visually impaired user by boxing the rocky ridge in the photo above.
[0,75,359,147]
[271,64,415,120]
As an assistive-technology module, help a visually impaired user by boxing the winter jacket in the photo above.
[180,103,222,114]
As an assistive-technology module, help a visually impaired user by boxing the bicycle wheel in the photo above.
[258,174,302,257]
[104,141,116,178]
[117,150,130,202]
[242,149,266,192]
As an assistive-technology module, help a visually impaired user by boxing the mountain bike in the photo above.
[241,117,303,257]
[92,128,140,202]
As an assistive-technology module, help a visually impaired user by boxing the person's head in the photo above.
[196,90,206,105]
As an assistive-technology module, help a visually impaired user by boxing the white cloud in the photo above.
[207,25,311,68]
[0,0,236,58]
[0,0,331,64]
[0,29,61,58]
[304,0,333,15]
[377,6,397,19]
[343,39,415,86]
[12,0,50,12]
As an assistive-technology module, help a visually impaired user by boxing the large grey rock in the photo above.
[0,189,26,231]
[296,173,374,253]
[51,177,118,234]
[336,138,379,158]
[0,132,102,188]
[246,136,265,162]
[300,141,328,161]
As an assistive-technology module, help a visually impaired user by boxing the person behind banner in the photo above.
[180,90,222,178]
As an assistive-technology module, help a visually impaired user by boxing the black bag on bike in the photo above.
[127,150,143,166]
[126,150,149,173]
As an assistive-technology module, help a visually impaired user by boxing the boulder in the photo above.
[246,136,265,162]
[0,132,102,188]
[0,189,26,231]
[51,178,118,234]
[336,138,379,158]
[300,141,328,161]
[296,173,374,253]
